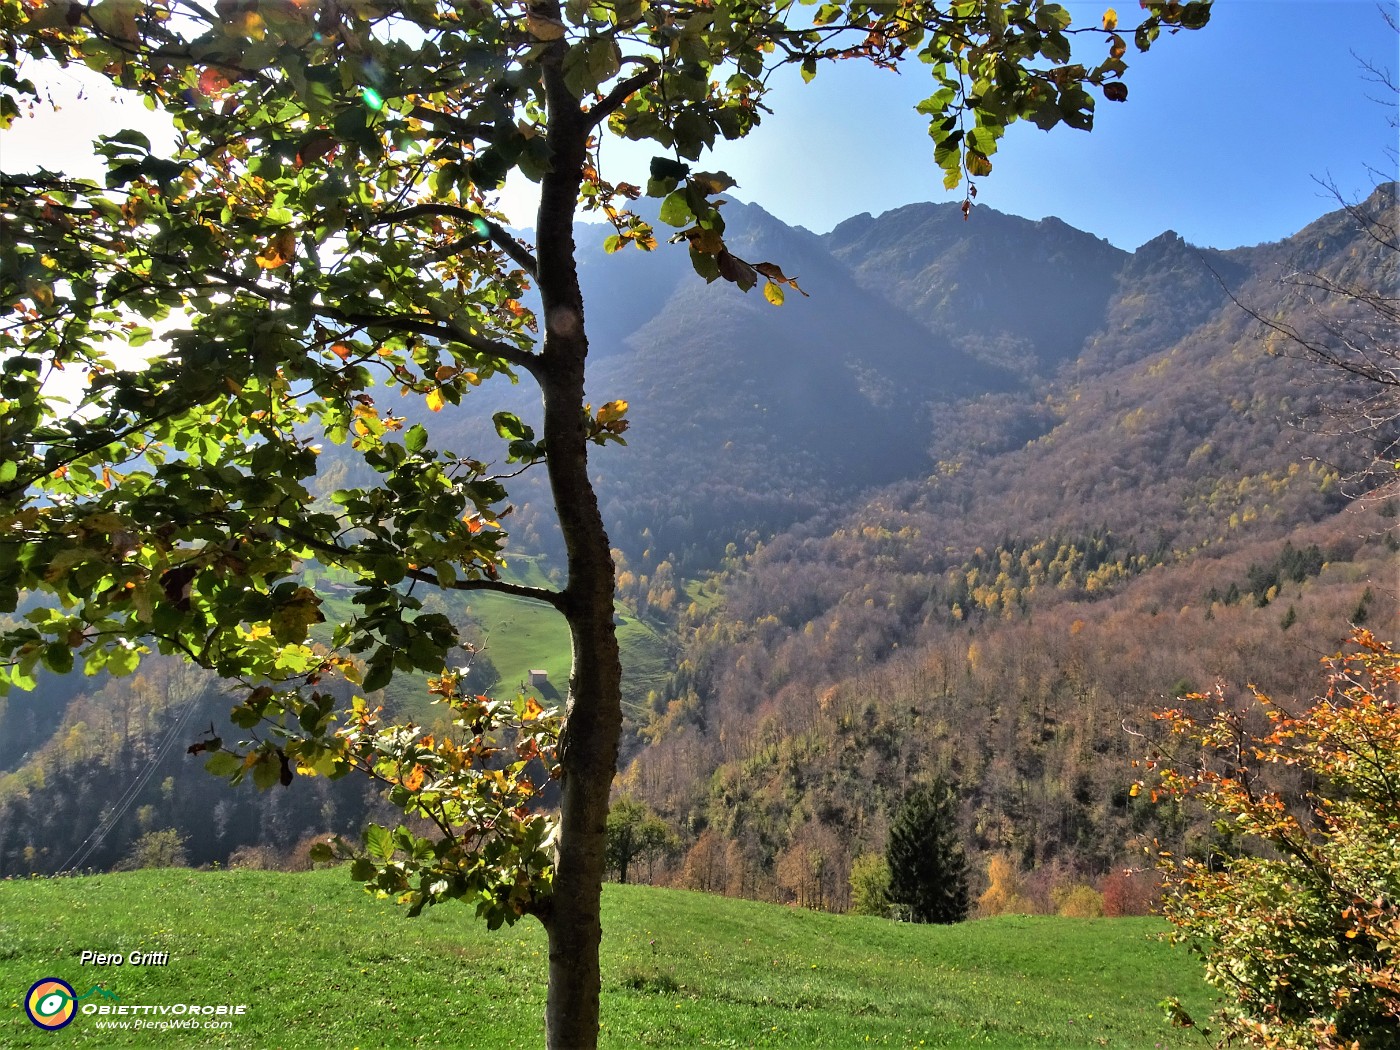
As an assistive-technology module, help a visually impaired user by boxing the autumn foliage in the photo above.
[1146,631,1400,1048]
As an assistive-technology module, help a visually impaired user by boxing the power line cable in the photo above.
[58,693,201,873]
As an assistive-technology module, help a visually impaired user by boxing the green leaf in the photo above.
[205,751,243,777]
[658,190,695,227]
[492,412,532,441]
[1034,3,1071,31]
[364,647,395,693]
[270,587,324,644]
[404,423,428,454]
[1041,30,1071,64]
[365,824,395,862]
[106,643,140,677]
[1135,21,1161,51]
[350,857,377,882]
[42,641,74,675]
[1180,2,1211,29]
[251,753,281,790]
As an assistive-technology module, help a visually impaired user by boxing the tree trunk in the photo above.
[534,28,622,1050]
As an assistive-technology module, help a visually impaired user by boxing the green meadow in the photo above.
[311,554,670,723]
[0,869,1212,1048]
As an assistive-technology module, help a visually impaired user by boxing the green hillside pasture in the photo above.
[0,870,1211,1048]
[311,554,669,724]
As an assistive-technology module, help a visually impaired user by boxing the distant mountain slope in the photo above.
[583,201,1015,564]
[825,202,1127,380]
[616,185,1399,901]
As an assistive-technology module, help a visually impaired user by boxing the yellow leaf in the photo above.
[522,696,544,722]
[237,10,266,39]
[596,399,629,425]
[527,11,566,40]
[1102,7,1117,30]
[426,388,445,412]
[763,281,785,306]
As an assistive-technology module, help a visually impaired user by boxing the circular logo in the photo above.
[25,977,78,1030]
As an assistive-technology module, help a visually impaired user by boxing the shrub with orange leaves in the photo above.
[1145,630,1399,1048]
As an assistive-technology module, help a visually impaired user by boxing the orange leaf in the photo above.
[296,132,337,169]
[256,237,290,270]
[331,343,351,361]
[198,67,232,97]
[426,388,445,412]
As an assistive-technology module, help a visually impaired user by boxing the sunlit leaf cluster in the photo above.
[1144,631,1400,1048]
[315,679,562,925]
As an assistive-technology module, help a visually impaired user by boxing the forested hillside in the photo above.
[2,185,1394,890]
[615,183,1399,908]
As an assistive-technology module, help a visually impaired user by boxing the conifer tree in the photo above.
[885,778,969,924]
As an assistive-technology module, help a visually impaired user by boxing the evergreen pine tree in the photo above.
[884,779,970,924]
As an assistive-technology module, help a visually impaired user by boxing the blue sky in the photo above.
[5,2,1396,251]
[584,0,1398,250]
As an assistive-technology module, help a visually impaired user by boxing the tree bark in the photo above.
[534,26,623,1050]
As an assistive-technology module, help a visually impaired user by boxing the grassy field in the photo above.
[311,554,671,723]
[0,870,1212,1049]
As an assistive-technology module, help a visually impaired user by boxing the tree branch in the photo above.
[373,203,539,277]
[403,568,567,610]
[587,59,659,129]
[408,104,493,140]
[327,308,540,376]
